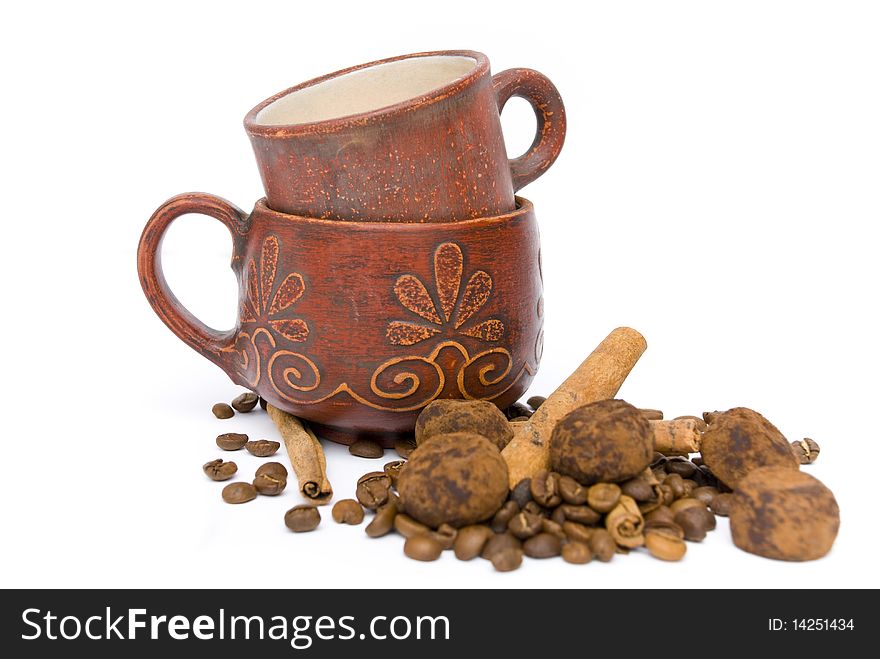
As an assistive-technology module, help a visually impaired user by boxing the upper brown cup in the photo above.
[244,50,566,222]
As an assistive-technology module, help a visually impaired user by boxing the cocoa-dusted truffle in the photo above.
[549,399,653,485]
[397,432,509,528]
[414,399,513,450]
[700,407,799,488]
[730,467,839,561]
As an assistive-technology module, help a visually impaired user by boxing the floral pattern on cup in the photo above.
[241,235,310,343]
[387,242,504,346]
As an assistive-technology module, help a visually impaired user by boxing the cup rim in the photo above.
[253,196,533,226]
[244,50,490,137]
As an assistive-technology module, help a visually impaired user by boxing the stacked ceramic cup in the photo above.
[138,50,566,446]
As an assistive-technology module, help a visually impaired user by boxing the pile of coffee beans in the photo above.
[204,394,290,504]
[349,449,721,570]
[202,390,837,567]
[338,398,835,569]
[211,392,262,419]
[217,461,288,503]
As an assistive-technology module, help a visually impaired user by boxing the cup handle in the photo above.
[493,68,567,191]
[137,192,249,362]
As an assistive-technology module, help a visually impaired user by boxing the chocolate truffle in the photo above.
[398,432,509,528]
[549,399,653,485]
[414,399,513,450]
[730,467,839,561]
[700,407,799,488]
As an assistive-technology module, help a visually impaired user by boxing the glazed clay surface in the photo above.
[138,194,544,445]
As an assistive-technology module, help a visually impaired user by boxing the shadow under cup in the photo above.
[138,194,544,445]
[244,50,566,223]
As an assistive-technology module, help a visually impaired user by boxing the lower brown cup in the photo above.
[137,195,543,445]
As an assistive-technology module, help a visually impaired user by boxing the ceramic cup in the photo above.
[244,50,565,222]
[138,193,544,445]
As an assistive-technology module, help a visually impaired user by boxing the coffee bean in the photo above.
[481,532,521,560]
[587,483,621,513]
[692,486,720,506]
[643,518,685,539]
[645,528,688,561]
[669,497,706,516]
[231,392,259,413]
[541,518,566,541]
[395,513,431,538]
[256,462,288,480]
[527,395,546,410]
[621,477,655,502]
[639,408,664,421]
[550,506,567,526]
[284,505,321,532]
[365,501,398,537]
[259,396,268,411]
[433,523,457,550]
[203,459,237,481]
[222,482,256,504]
[253,473,287,496]
[709,492,734,516]
[332,499,365,525]
[394,439,416,459]
[644,506,675,526]
[666,459,697,478]
[562,521,593,545]
[530,470,561,508]
[404,534,443,561]
[505,402,532,420]
[491,547,523,572]
[523,532,561,558]
[216,432,248,451]
[522,501,546,517]
[562,541,592,564]
[510,478,533,508]
[638,496,663,517]
[559,504,601,526]
[699,465,720,488]
[674,506,715,541]
[212,403,234,419]
[659,483,675,505]
[349,439,384,459]
[681,479,697,497]
[558,475,588,505]
[383,460,406,488]
[790,437,821,465]
[589,529,616,562]
[454,525,493,560]
[508,511,544,539]
[245,440,280,457]
[664,473,686,499]
[491,500,519,533]
[356,471,392,510]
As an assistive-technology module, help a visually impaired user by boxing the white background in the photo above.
[1,0,878,589]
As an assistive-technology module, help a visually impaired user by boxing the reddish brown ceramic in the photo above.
[138,193,544,445]
[244,50,565,222]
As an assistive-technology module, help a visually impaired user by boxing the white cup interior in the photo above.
[254,55,478,126]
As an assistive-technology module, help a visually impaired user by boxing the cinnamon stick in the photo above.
[266,404,333,505]
[651,418,702,455]
[501,327,648,488]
